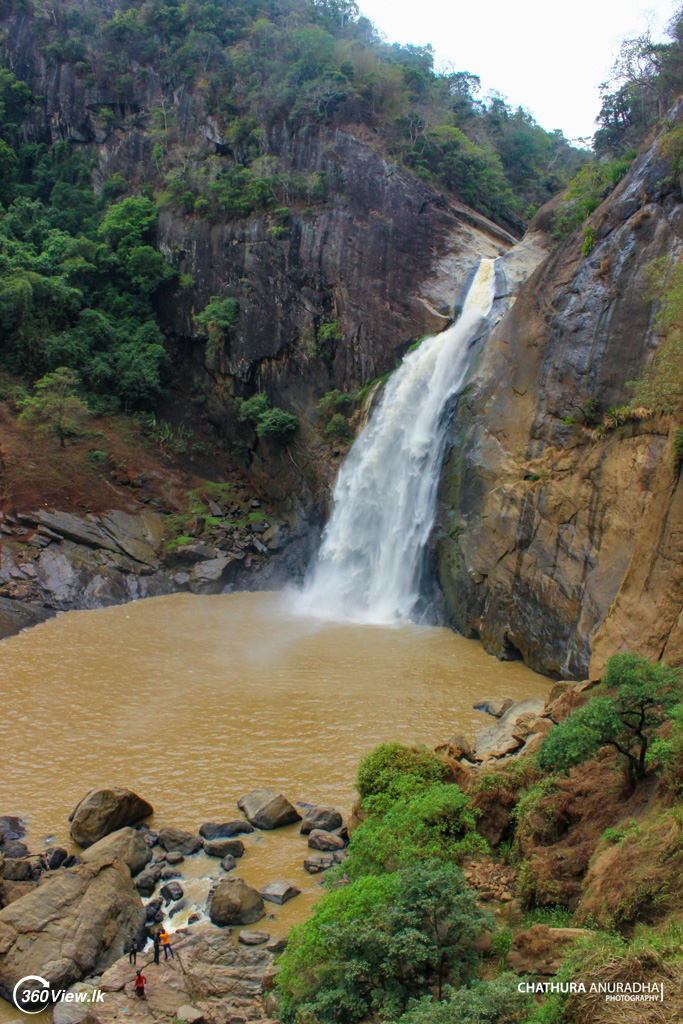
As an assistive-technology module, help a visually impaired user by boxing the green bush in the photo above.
[347,783,485,876]
[254,406,299,443]
[276,862,487,1024]
[324,412,352,442]
[356,742,450,801]
[397,975,530,1024]
[235,393,270,423]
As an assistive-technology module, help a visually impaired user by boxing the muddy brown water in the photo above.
[0,590,549,1021]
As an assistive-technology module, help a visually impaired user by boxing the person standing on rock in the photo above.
[134,969,146,1000]
[159,927,174,960]
[128,939,138,965]
[153,931,161,965]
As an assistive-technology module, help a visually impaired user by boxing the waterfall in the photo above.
[296,258,497,624]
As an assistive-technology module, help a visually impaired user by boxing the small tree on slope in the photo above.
[539,653,683,788]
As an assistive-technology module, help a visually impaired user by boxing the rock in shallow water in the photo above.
[307,829,345,851]
[258,881,301,905]
[68,787,153,848]
[157,827,203,856]
[209,878,265,926]
[299,806,343,834]
[199,820,253,839]
[237,788,302,829]
[204,837,245,859]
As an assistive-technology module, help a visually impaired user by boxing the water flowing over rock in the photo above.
[296,259,497,623]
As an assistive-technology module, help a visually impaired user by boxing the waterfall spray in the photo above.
[296,258,497,624]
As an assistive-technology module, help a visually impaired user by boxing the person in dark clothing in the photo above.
[134,970,146,999]
[128,940,137,965]
[153,932,161,965]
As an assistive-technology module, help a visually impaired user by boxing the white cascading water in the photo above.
[296,257,497,624]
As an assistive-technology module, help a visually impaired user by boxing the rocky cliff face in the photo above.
[436,118,683,679]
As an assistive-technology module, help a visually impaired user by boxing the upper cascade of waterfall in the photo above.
[295,258,497,625]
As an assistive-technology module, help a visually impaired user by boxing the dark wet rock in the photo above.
[169,899,187,919]
[333,849,349,864]
[266,937,288,954]
[157,827,203,856]
[199,820,254,840]
[304,855,333,874]
[203,838,244,859]
[258,881,301,905]
[135,865,162,896]
[2,858,40,883]
[209,878,265,927]
[238,930,270,945]
[69,788,153,848]
[161,882,185,904]
[0,818,25,844]
[0,597,54,641]
[219,855,237,873]
[1,841,29,859]
[237,789,302,830]
[42,847,69,871]
[145,898,163,922]
[307,829,345,852]
[299,806,343,835]
[160,868,182,881]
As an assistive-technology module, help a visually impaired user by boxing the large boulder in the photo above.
[69,788,153,848]
[237,789,301,830]
[0,859,145,1003]
[157,828,203,856]
[299,806,342,835]
[80,828,152,877]
[209,878,265,927]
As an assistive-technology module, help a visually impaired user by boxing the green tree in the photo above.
[277,862,487,1023]
[397,976,530,1024]
[18,366,89,446]
[539,653,683,787]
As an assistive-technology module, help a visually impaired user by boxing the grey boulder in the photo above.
[258,881,301,905]
[157,827,203,856]
[204,838,245,859]
[237,789,301,830]
[299,806,343,835]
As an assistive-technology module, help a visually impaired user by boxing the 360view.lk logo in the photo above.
[13,975,104,1014]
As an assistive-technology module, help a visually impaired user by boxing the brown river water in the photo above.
[0,590,549,1021]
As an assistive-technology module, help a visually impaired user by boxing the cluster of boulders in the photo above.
[0,783,349,1016]
[434,679,596,784]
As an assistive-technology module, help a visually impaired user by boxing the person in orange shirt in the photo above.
[159,928,174,960]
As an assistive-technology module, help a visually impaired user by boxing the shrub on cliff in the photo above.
[538,653,683,788]
[356,742,450,802]
[346,782,486,876]
[276,861,487,1024]
[18,367,89,447]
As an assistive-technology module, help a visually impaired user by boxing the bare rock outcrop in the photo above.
[0,858,145,1003]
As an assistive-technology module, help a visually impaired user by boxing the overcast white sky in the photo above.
[357,0,679,142]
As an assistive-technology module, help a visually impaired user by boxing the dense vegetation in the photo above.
[277,653,683,1023]
[0,0,586,229]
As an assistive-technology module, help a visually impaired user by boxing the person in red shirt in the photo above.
[134,969,146,999]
